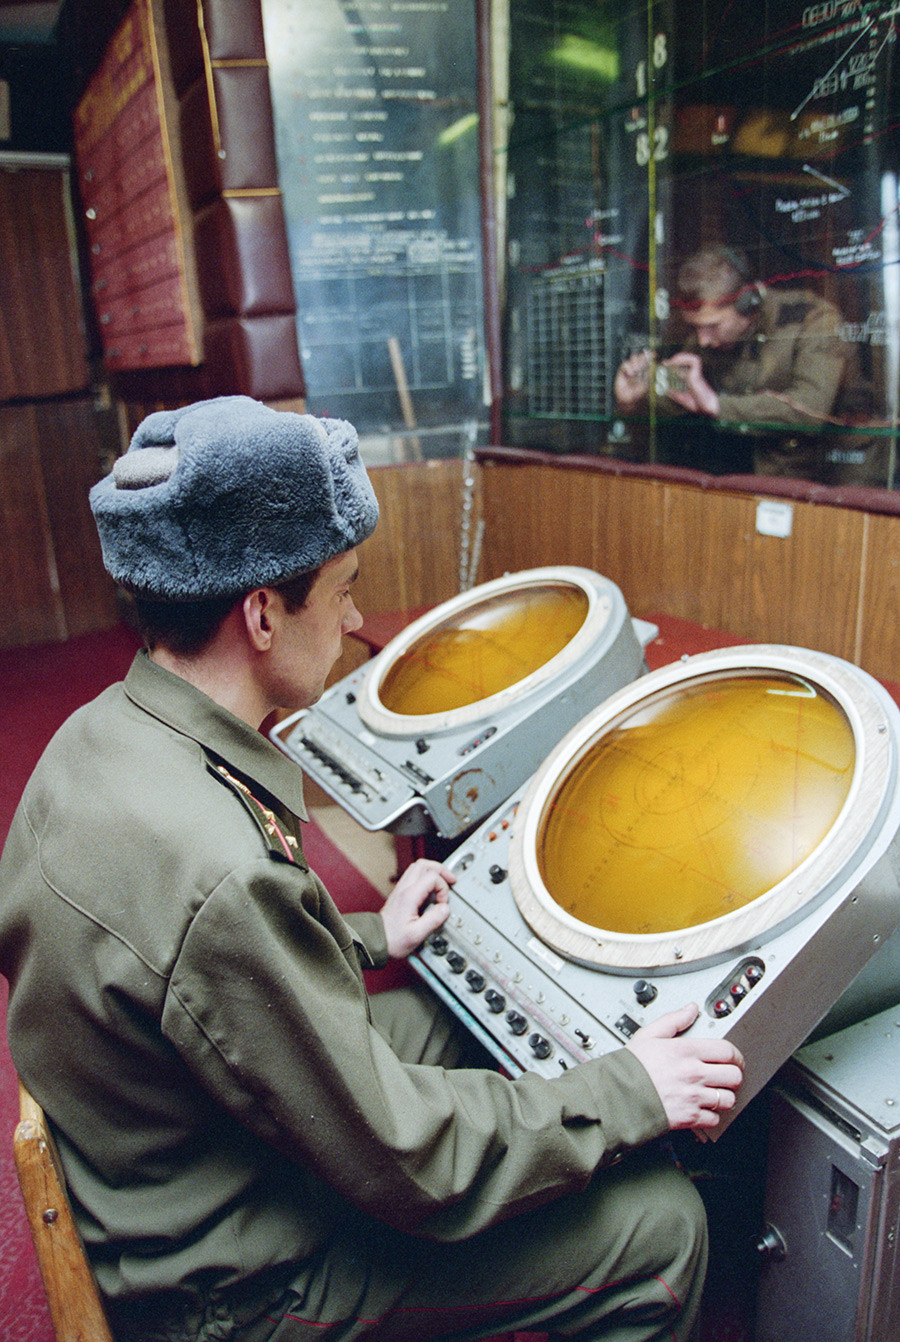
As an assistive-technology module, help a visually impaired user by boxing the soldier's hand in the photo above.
[626,1002,744,1131]
[614,350,652,411]
[379,859,454,958]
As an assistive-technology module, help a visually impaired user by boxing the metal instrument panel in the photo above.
[271,568,654,838]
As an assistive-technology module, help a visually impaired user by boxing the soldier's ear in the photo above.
[242,588,280,651]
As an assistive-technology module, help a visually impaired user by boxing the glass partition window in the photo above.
[501,0,899,487]
[262,0,487,463]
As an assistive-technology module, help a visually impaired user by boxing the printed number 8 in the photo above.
[635,35,668,96]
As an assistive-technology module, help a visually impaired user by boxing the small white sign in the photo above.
[756,498,793,538]
[528,936,564,974]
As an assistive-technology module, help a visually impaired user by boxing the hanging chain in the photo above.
[458,419,484,593]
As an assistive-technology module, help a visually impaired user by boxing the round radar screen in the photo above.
[358,567,622,736]
[379,583,587,715]
[509,646,900,971]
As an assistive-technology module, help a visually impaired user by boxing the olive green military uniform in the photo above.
[0,652,706,1341]
[692,287,886,485]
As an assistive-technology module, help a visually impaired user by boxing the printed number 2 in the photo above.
[635,126,669,165]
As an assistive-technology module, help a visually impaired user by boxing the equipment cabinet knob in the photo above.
[756,1225,787,1262]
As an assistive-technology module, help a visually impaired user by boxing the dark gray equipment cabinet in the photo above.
[757,1006,900,1341]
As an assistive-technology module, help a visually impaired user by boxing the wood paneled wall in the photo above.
[0,401,121,648]
[0,166,90,402]
[327,457,478,683]
[10,438,900,693]
[476,456,900,685]
[0,161,123,651]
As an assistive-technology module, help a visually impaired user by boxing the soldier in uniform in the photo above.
[614,245,885,485]
[0,396,743,1341]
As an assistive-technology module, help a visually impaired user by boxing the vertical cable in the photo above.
[646,0,658,461]
[196,0,223,161]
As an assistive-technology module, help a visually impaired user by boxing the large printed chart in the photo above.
[262,0,484,436]
[671,0,897,290]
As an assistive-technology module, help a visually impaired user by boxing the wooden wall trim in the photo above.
[476,455,900,684]
[0,166,90,402]
[475,446,900,520]
[0,401,120,649]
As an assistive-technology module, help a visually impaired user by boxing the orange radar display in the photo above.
[376,582,590,716]
[537,672,855,935]
[415,644,900,1134]
[272,566,647,839]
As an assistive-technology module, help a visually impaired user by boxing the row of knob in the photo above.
[299,735,365,793]
[711,961,765,1017]
[428,935,555,1060]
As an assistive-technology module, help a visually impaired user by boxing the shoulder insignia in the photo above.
[776,301,813,327]
[209,762,306,867]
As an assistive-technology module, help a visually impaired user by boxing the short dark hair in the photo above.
[134,567,320,657]
[676,246,752,308]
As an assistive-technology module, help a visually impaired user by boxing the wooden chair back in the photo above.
[13,1080,114,1342]
[13,1080,524,1342]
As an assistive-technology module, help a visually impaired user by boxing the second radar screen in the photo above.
[376,582,590,716]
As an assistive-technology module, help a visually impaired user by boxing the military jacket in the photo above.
[703,286,848,432]
[0,652,667,1318]
[678,286,883,482]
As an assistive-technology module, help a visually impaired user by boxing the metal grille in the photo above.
[526,264,611,418]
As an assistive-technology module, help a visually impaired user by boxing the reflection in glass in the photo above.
[537,673,855,935]
[501,0,897,489]
[377,583,589,715]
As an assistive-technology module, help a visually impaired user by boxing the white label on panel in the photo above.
[756,499,794,538]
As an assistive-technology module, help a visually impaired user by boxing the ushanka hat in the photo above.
[89,396,379,600]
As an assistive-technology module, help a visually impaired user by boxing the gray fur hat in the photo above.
[89,396,378,600]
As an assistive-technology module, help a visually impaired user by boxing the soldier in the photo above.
[615,245,884,484]
[0,396,742,1341]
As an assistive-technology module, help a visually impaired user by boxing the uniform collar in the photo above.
[122,649,309,820]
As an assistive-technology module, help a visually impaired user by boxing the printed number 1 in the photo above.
[635,35,668,96]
